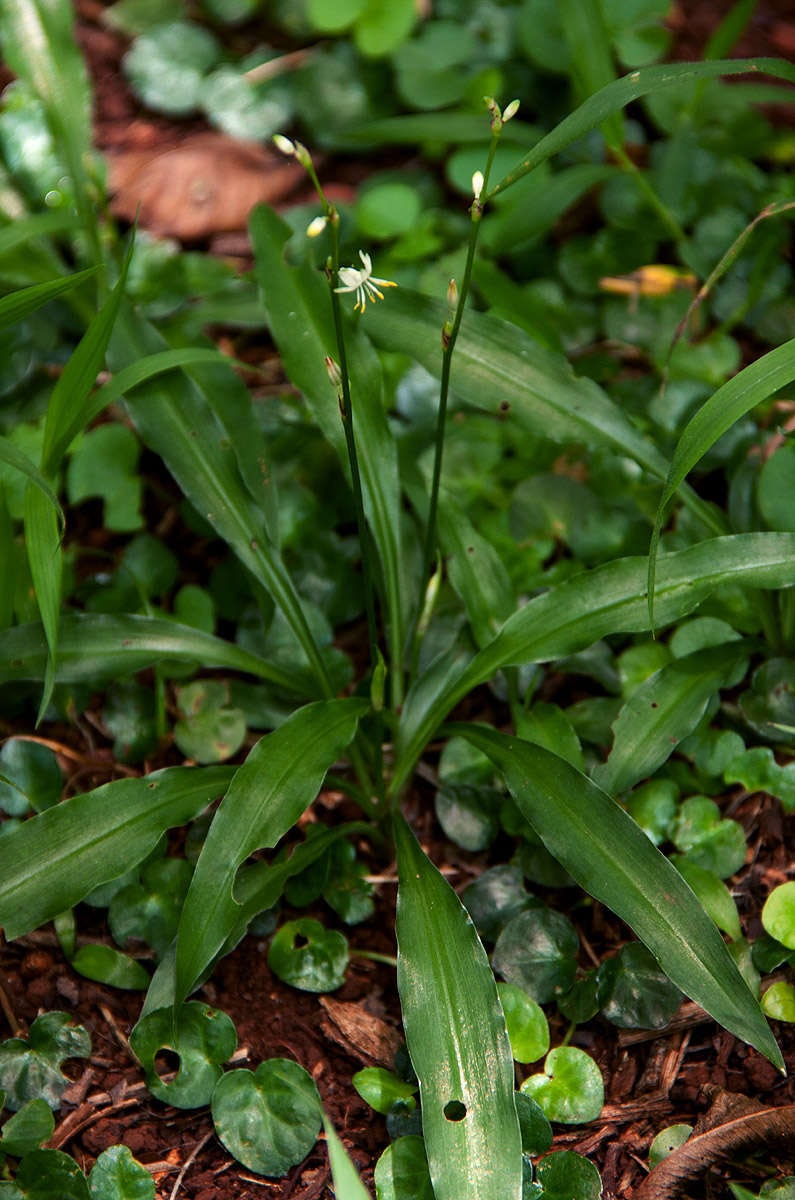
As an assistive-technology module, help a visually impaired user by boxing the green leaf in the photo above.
[497,984,550,1063]
[88,1145,155,1200]
[268,917,349,992]
[534,1150,603,1199]
[0,765,234,940]
[762,883,795,950]
[670,856,742,941]
[0,211,80,259]
[250,205,406,704]
[109,858,193,960]
[461,865,535,943]
[671,796,747,878]
[394,813,521,1200]
[0,739,62,815]
[520,1047,604,1124]
[0,438,63,530]
[108,304,332,697]
[592,641,750,796]
[761,981,795,1022]
[173,680,246,764]
[130,1001,237,1108]
[66,425,142,533]
[0,1013,90,1112]
[123,21,220,115]
[0,1100,54,1157]
[323,1111,373,1200]
[649,1124,693,1166]
[493,909,579,1004]
[23,482,61,722]
[70,945,150,990]
[597,943,681,1028]
[175,699,366,1007]
[0,1148,89,1199]
[452,725,783,1069]
[649,336,795,623]
[211,1058,321,1176]
[515,1090,552,1156]
[487,58,795,198]
[352,1067,417,1115]
[373,1136,433,1200]
[390,534,795,798]
[0,613,305,694]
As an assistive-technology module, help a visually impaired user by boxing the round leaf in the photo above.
[461,865,534,943]
[493,908,579,1003]
[70,945,150,991]
[88,1145,155,1200]
[497,984,550,1063]
[514,1090,552,1157]
[649,1124,693,1166]
[434,783,499,852]
[211,1058,321,1177]
[109,857,193,959]
[0,1013,90,1112]
[535,1150,602,1200]
[762,882,795,950]
[520,1047,604,1124]
[129,1002,237,1108]
[352,1068,417,1116]
[356,183,422,240]
[0,1100,54,1157]
[123,22,221,116]
[268,918,349,992]
[0,738,62,815]
[761,981,795,1023]
[671,796,747,878]
[596,944,682,1029]
[373,1135,433,1200]
[8,1148,89,1199]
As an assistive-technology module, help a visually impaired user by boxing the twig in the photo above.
[98,1002,136,1064]
[168,1129,214,1200]
[0,977,24,1037]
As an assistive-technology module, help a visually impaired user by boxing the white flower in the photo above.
[334,250,396,312]
[472,170,484,200]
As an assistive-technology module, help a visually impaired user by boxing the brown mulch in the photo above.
[2,2,795,1197]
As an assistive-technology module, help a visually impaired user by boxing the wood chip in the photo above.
[319,996,401,1066]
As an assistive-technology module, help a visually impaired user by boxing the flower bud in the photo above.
[325,356,342,387]
[306,215,327,238]
[502,98,520,122]
[446,278,458,309]
[471,170,484,200]
[272,134,295,156]
[293,141,312,169]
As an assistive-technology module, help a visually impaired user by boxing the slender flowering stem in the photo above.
[414,125,503,667]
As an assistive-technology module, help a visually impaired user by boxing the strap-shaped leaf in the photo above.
[0,766,234,940]
[23,484,62,722]
[323,1113,373,1200]
[175,699,368,1006]
[108,303,332,696]
[0,268,97,331]
[452,725,783,1070]
[394,813,521,1200]
[0,612,307,693]
[389,533,795,796]
[648,336,795,623]
[592,641,752,795]
[486,58,795,198]
[0,439,63,529]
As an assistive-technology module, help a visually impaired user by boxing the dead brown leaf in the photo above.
[319,995,401,1067]
[108,132,303,239]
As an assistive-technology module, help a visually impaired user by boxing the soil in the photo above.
[2,2,795,1198]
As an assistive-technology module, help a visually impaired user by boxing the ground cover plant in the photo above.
[0,0,794,1196]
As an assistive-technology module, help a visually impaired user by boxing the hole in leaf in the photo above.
[443,1099,467,1122]
[293,934,309,949]
[153,1048,181,1080]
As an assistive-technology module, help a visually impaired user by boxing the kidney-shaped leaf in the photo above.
[88,1145,155,1200]
[211,1058,321,1176]
[0,1013,90,1112]
[394,813,521,1200]
[452,725,783,1069]
[373,1135,434,1200]
[268,918,349,992]
[520,1048,604,1124]
[534,1149,603,1200]
[130,1001,237,1109]
[0,1100,54,1157]
[1,1148,89,1199]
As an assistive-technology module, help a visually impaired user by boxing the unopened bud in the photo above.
[446,278,458,310]
[306,214,327,238]
[325,356,342,387]
[472,170,484,200]
[293,141,312,169]
[370,650,386,713]
[273,133,295,156]
[502,98,520,122]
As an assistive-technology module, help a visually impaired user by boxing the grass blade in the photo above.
[0,438,63,529]
[592,641,752,795]
[452,724,783,1070]
[108,303,333,697]
[250,205,406,701]
[394,812,521,1200]
[560,0,623,148]
[390,532,795,797]
[175,699,367,1005]
[0,766,234,940]
[0,268,97,331]
[23,483,61,722]
[648,336,795,624]
[0,211,80,257]
[323,1113,373,1200]
[0,612,310,692]
[486,58,795,199]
